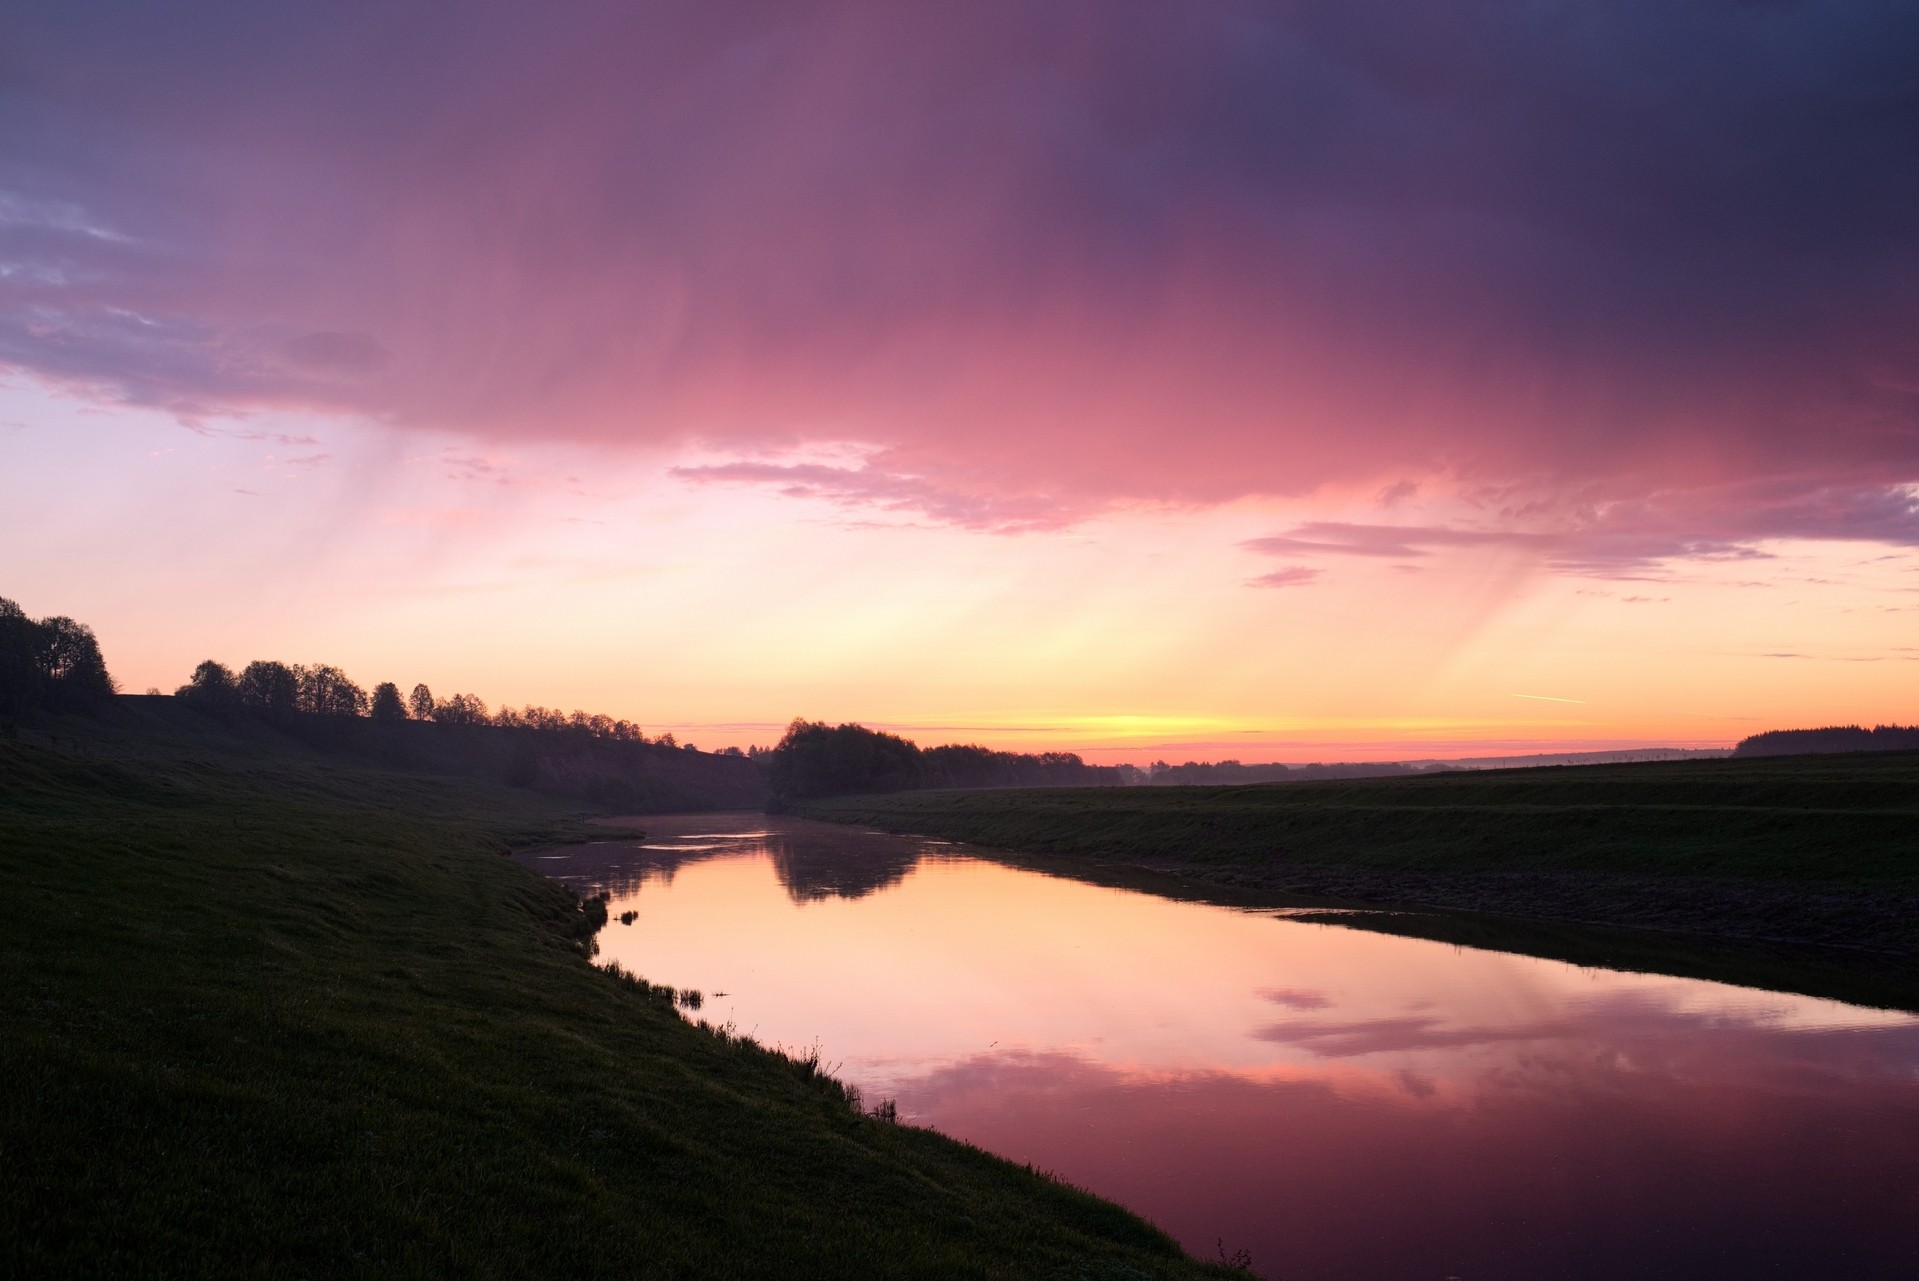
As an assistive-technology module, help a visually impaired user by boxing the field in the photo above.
[798,753,1919,1005]
[0,701,1231,1279]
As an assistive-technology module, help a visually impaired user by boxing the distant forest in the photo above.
[1734,725,1919,757]
[174,659,748,755]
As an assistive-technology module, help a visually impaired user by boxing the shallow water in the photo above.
[537,814,1919,1280]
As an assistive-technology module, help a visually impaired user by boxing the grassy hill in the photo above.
[0,701,1230,1279]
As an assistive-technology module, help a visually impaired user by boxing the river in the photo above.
[530,813,1919,1280]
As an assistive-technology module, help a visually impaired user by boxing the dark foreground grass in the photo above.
[797,753,1919,979]
[1,704,1228,1279]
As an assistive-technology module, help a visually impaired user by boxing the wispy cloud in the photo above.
[1246,524,1547,560]
[1244,483,1919,580]
[1258,988,1333,1011]
[437,450,518,484]
[1247,565,1322,589]
[182,421,322,448]
[670,460,1079,533]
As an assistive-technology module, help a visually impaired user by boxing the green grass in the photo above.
[797,752,1919,882]
[1,704,1230,1279]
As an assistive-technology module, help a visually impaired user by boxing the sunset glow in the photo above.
[6,3,1918,758]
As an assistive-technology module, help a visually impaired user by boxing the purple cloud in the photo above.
[1256,987,1333,1010]
[1254,1014,1579,1057]
[1,2,1916,544]
[1246,483,1919,578]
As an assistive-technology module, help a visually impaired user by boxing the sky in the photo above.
[4,1,1918,760]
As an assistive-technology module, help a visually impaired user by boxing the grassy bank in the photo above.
[1,704,1228,1279]
[796,753,1919,981]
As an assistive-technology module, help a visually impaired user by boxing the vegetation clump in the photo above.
[766,718,1112,807]
[176,657,671,745]
[0,596,115,720]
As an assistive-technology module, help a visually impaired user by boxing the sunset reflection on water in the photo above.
[539,815,1919,1280]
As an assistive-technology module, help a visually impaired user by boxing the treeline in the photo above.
[761,720,1455,805]
[175,658,739,753]
[1734,724,1919,758]
[1142,758,1421,785]
[0,597,116,718]
[766,719,1119,806]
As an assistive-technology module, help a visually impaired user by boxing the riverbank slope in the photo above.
[1,703,1229,1279]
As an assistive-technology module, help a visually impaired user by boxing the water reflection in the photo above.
[533,815,1919,1280]
[555,815,924,902]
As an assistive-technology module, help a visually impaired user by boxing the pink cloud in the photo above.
[3,2,1917,551]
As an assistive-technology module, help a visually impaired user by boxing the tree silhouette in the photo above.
[0,600,116,713]
[767,719,922,805]
[35,616,116,707]
[409,683,434,720]
[176,660,240,711]
[432,692,488,726]
[369,681,406,723]
[237,661,300,716]
[295,664,368,717]
[0,598,41,715]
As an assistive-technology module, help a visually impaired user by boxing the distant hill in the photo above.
[1735,724,1919,758]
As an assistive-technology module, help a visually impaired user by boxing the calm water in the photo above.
[533,815,1919,1280]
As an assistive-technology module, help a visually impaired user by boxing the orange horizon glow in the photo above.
[5,6,1918,758]
[6,381,1916,763]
